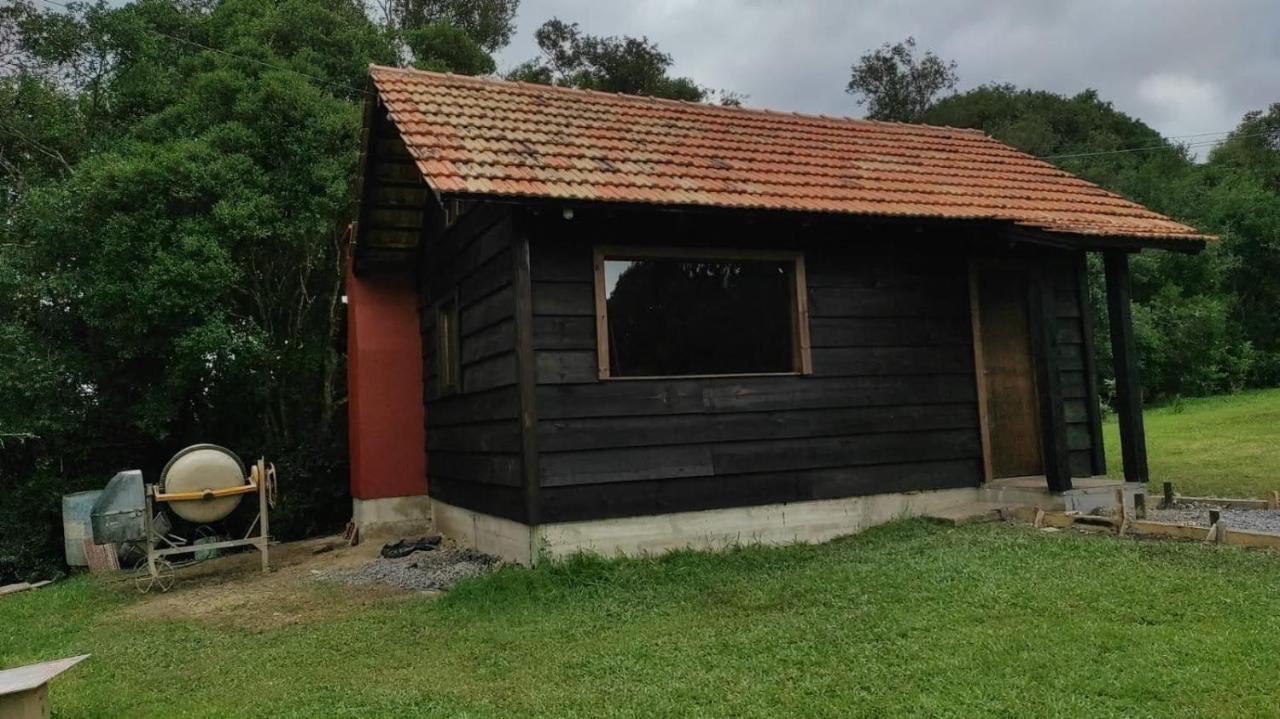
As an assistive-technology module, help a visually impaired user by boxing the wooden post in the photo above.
[257,459,270,574]
[1133,492,1146,519]
[1104,251,1149,484]
[1162,481,1174,509]
[512,231,542,543]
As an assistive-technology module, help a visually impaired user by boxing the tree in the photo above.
[375,0,517,52]
[922,82,1275,399]
[507,18,711,102]
[374,0,515,74]
[846,36,957,122]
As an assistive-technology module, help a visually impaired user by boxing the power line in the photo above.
[32,0,373,97]
[1039,128,1278,161]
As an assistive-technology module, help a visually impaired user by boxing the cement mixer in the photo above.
[91,444,276,593]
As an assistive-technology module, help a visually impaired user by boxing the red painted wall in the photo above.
[346,258,427,500]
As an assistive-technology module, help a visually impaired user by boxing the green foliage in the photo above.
[508,18,709,102]
[923,83,1280,401]
[406,21,495,75]
[381,0,518,53]
[0,0,504,584]
[1104,388,1280,499]
[1131,287,1254,397]
[846,36,958,122]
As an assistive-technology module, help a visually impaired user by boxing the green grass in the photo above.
[7,521,1280,718]
[1104,387,1280,498]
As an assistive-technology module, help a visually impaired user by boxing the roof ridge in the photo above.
[369,64,988,139]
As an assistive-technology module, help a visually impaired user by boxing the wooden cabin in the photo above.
[344,66,1210,563]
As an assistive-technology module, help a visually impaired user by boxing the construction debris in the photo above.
[318,546,499,592]
[0,581,51,598]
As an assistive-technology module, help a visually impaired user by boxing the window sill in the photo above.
[599,371,808,381]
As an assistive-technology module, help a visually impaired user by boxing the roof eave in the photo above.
[433,190,1212,253]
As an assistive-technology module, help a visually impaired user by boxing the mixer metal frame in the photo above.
[141,458,273,588]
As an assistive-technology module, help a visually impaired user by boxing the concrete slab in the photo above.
[924,502,1006,526]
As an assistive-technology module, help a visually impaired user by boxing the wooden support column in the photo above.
[512,229,542,531]
[1028,266,1072,493]
[1103,250,1150,484]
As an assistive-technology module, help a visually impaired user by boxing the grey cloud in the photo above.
[496,0,1280,150]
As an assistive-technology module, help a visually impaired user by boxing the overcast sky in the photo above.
[495,0,1280,155]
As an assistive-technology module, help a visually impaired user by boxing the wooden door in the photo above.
[975,267,1043,478]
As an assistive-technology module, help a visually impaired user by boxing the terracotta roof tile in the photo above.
[370,65,1211,244]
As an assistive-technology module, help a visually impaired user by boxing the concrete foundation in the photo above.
[352,495,433,537]
[979,476,1145,514]
[432,499,533,564]
[430,477,1142,565]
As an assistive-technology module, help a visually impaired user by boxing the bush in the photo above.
[1132,288,1255,400]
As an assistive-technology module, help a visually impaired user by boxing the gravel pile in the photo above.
[1147,502,1280,534]
[319,546,501,592]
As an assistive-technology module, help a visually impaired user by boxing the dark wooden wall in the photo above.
[521,210,987,523]
[419,206,527,522]
[354,100,430,264]
[414,205,1107,525]
[1045,256,1106,477]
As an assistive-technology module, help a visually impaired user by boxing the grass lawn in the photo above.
[6,521,1280,718]
[1103,387,1280,499]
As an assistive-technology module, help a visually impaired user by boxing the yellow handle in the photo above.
[154,482,258,503]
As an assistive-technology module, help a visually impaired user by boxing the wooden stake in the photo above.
[1162,482,1174,509]
[1207,509,1224,544]
[1133,492,1146,520]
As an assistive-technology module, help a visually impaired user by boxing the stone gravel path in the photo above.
[1147,502,1280,534]
[316,546,501,592]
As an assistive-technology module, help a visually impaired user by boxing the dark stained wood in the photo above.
[461,352,516,393]
[976,266,1044,478]
[811,345,973,376]
[536,374,976,420]
[512,230,542,526]
[523,219,987,512]
[1104,250,1150,483]
[429,475,526,521]
[538,459,982,523]
[1076,253,1107,475]
[418,204,1110,523]
[810,317,971,347]
[420,206,524,499]
[1030,265,1073,491]
[428,452,523,487]
[537,403,978,452]
[968,263,994,483]
[533,316,596,350]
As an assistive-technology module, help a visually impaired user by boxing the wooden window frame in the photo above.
[434,291,462,396]
[592,245,812,381]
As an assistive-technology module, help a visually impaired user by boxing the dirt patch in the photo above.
[113,535,415,631]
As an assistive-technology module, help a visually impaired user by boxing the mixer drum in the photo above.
[160,444,248,523]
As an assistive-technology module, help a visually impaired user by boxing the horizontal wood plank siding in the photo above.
[421,207,525,518]
[524,214,986,522]
[1047,257,1101,478]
